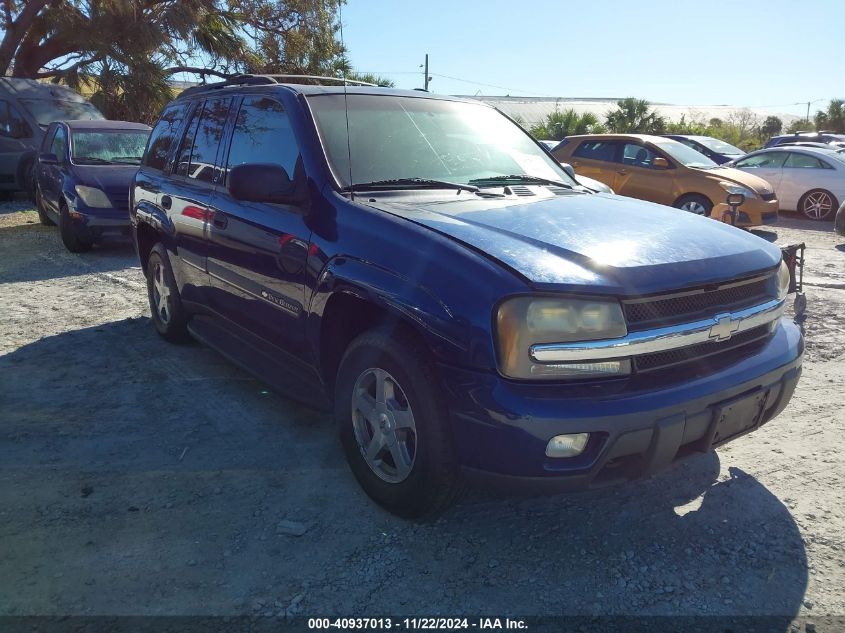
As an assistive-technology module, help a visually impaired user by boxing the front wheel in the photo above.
[146,243,189,343]
[673,194,713,217]
[59,203,92,252]
[799,189,836,221]
[335,327,460,518]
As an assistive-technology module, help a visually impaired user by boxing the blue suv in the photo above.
[131,76,802,517]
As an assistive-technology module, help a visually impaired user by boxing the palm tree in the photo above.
[605,98,666,134]
[529,108,606,140]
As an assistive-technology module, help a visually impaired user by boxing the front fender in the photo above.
[308,256,472,363]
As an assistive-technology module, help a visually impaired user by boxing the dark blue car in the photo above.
[661,134,745,164]
[35,120,151,252]
[131,77,802,517]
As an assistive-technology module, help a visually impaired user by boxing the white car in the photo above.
[728,146,845,220]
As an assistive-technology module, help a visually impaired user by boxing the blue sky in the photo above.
[341,0,844,118]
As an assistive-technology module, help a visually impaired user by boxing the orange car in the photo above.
[553,134,779,226]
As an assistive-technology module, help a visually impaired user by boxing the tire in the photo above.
[35,186,55,226]
[59,202,92,252]
[673,194,713,217]
[799,189,837,221]
[335,327,461,518]
[145,243,189,343]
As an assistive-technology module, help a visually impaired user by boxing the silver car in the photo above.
[729,146,845,221]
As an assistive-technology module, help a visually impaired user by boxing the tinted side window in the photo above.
[573,141,618,162]
[174,109,201,178]
[226,97,300,179]
[0,100,30,138]
[50,127,67,163]
[144,101,190,171]
[187,97,232,183]
[784,153,829,169]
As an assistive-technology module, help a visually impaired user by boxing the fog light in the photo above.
[546,433,590,458]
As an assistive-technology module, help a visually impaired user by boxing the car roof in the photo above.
[0,77,91,102]
[62,120,151,131]
[753,145,843,157]
[176,81,483,107]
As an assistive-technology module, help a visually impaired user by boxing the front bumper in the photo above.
[712,197,779,227]
[440,318,802,490]
[66,203,131,237]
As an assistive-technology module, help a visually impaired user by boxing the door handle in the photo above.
[161,195,172,210]
[212,212,228,229]
[617,169,628,175]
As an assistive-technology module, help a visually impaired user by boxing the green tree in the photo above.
[529,108,606,140]
[786,119,813,134]
[665,114,708,135]
[604,98,666,134]
[814,99,845,133]
[0,0,367,122]
[760,116,783,139]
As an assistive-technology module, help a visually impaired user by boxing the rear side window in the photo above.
[226,97,300,179]
[573,141,618,162]
[784,153,831,169]
[174,97,232,182]
[144,102,190,171]
[0,99,31,139]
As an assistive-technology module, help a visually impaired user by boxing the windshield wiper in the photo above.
[74,157,114,165]
[469,174,574,189]
[344,178,479,193]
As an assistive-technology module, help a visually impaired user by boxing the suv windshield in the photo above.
[19,98,104,127]
[307,94,576,189]
[71,130,150,165]
[693,136,744,155]
[653,140,718,169]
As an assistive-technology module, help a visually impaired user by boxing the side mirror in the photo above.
[652,157,670,169]
[228,163,300,205]
[39,152,58,166]
[560,163,576,179]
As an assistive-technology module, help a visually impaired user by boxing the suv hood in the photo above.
[72,164,139,190]
[365,191,781,295]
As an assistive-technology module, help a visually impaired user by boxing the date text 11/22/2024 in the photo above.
[307,617,527,630]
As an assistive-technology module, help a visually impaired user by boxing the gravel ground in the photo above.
[1,200,843,625]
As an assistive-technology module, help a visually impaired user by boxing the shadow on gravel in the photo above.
[0,223,138,284]
[749,229,778,242]
[0,319,808,620]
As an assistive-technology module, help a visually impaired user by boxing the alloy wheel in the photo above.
[803,191,833,220]
[350,367,417,483]
[151,261,172,325]
[681,200,707,215]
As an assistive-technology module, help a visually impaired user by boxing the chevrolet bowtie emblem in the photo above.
[709,313,741,342]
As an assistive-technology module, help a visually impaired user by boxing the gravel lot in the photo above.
[1,199,843,625]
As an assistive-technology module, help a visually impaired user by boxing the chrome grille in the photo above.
[622,277,772,332]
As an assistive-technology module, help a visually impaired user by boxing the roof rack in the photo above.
[176,73,377,99]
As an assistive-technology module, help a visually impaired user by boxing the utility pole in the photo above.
[423,54,430,91]
[806,101,811,124]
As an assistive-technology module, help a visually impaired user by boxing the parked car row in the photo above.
[549,132,845,223]
[0,77,104,200]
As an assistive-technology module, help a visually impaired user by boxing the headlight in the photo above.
[496,296,628,380]
[74,185,112,208]
[777,260,791,300]
[719,181,755,199]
